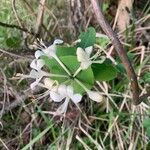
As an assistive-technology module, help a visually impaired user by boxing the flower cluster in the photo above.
[25,36,106,115]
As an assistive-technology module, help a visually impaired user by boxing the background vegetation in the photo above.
[0,0,150,149]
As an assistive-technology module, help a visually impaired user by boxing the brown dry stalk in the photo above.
[90,0,150,105]
[34,0,46,35]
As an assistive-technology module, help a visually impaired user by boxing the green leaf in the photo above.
[92,62,117,81]
[143,72,150,83]
[102,3,109,11]
[77,27,96,48]
[5,36,21,48]
[143,118,150,127]
[21,125,53,150]
[96,35,110,48]
[116,63,126,74]
[56,45,76,56]
[143,118,150,138]
[43,56,94,94]
[146,127,150,137]
[127,52,135,61]
[42,56,67,83]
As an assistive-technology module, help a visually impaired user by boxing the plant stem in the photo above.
[53,55,71,76]
[74,78,89,92]
[73,67,82,77]
[90,0,142,105]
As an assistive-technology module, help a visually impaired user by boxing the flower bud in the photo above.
[87,91,103,102]
[44,78,55,89]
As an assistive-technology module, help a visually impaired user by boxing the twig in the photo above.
[0,48,27,58]
[12,0,23,28]
[34,0,46,35]
[0,85,43,117]
[0,90,29,117]
[22,0,53,38]
[0,21,35,35]
[90,0,150,105]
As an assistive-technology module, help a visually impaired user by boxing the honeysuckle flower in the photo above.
[87,90,103,102]
[33,39,71,76]
[28,70,67,90]
[76,46,106,70]
[44,78,56,90]
[50,84,82,103]
[30,59,45,71]
[34,39,63,59]
[47,84,82,114]
[74,78,103,103]
[29,69,45,90]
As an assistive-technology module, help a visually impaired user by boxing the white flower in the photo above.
[30,59,45,71]
[33,39,71,76]
[35,39,63,59]
[77,47,93,69]
[44,78,56,89]
[77,46,105,70]
[87,90,103,102]
[27,69,68,90]
[29,70,44,90]
[74,78,103,103]
[49,84,82,114]
[61,85,82,104]
[50,84,82,103]
[28,70,51,90]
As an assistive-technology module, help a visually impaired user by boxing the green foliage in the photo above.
[43,55,94,94]
[143,72,150,83]
[96,35,110,48]
[56,45,76,56]
[77,27,96,48]
[42,27,118,93]
[92,62,117,81]
[0,1,22,48]
[143,118,150,137]
[116,63,126,74]
[5,36,21,48]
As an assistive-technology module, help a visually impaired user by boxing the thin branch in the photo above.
[0,21,35,35]
[12,0,23,28]
[34,0,46,35]
[0,48,28,58]
[90,0,150,105]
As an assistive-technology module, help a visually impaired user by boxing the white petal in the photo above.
[66,86,73,97]
[37,59,45,70]
[30,80,38,90]
[71,94,82,104]
[50,91,64,102]
[87,91,103,102]
[58,84,67,97]
[30,59,37,70]
[77,47,89,62]
[44,78,55,89]
[85,46,93,56]
[30,59,45,70]
[53,39,63,45]
[43,45,56,58]
[80,61,92,70]
[35,50,44,59]
[51,85,59,92]
[56,98,69,114]
[29,69,38,78]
